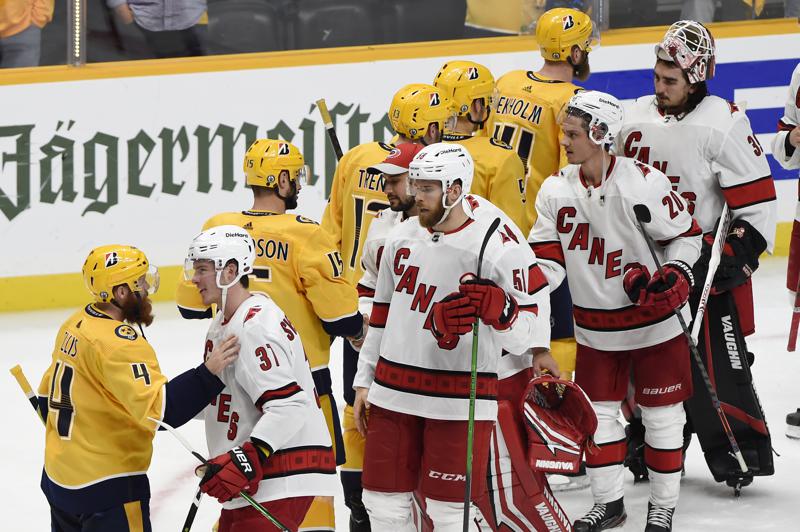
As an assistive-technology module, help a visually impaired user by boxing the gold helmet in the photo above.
[433,61,495,117]
[389,83,452,141]
[82,245,159,303]
[536,8,594,62]
[244,139,307,188]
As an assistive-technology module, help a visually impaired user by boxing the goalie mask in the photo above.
[655,20,716,84]
[522,375,597,474]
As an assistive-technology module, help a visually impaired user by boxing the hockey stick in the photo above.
[10,365,45,424]
[148,417,289,532]
[788,274,800,352]
[463,216,502,532]
[316,99,344,161]
[633,204,748,475]
[690,204,732,345]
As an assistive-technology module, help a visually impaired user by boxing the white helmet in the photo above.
[559,90,623,148]
[409,143,474,223]
[185,224,255,290]
[655,20,715,84]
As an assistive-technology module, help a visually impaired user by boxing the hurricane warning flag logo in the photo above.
[104,252,118,267]
[562,15,574,30]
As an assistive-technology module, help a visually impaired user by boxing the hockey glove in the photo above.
[198,442,264,503]
[623,264,651,305]
[641,261,693,311]
[714,219,767,292]
[430,292,477,349]
[459,278,519,331]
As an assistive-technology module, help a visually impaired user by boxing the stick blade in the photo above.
[633,204,652,224]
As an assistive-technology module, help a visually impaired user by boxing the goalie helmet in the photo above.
[82,245,159,303]
[536,7,595,62]
[522,375,597,474]
[559,90,623,148]
[244,139,307,189]
[185,225,255,289]
[389,83,453,141]
[433,60,495,117]
[655,20,716,83]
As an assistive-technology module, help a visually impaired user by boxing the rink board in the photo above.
[0,19,798,311]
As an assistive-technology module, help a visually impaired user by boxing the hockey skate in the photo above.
[644,502,674,532]
[346,492,371,532]
[787,409,800,440]
[573,497,626,532]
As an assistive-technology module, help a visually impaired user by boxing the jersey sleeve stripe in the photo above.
[357,283,375,298]
[369,302,389,328]
[657,218,702,246]
[531,241,565,268]
[261,445,337,479]
[519,303,539,315]
[573,304,676,332]
[374,356,498,400]
[528,265,549,295]
[778,119,798,131]
[320,312,362,337]
[720,175,777,210]
[255,382,303,409]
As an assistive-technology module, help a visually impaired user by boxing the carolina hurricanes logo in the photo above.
[562,15,574,30]
[429,93,440,107]
[278,143,290,155]
[104,252,118,267]
[467,67,479,80]
[387,148,401,159]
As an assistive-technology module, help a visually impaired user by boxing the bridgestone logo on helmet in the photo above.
[467,67,479,80]
[562,15,574,30]
[429,93,440,106]
[278,143,289,155]
[104,252,118,267]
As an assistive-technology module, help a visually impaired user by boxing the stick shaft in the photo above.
[10,365,45,424]
[789,273,800,352]
[316,98,344,161]
[691,205,731,344]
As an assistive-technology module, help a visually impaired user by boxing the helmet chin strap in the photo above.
[435,188,462,227]
[467,106,490,129]
[215,269,241,320]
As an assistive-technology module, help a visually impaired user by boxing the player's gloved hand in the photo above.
[459,277,519,331]
[198,442,264,503]
[623,264,650,305]
[693,218,767,293]
[430,292,476,349]
[640,261,694,311]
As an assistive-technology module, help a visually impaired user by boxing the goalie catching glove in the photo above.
[197,441,265,502]
[693,218,767,293]
[522,375,597,474]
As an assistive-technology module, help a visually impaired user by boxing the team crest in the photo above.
[104,252,118,268]
[278,142,290,155]
[467,67,479,80]
[387,148,401,159]
[115,324,138,341]
[429,93,440,107]
[562,15,574,30]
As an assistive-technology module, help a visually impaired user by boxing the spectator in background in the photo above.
[109,0,207,58]
[0,0,53,68]
[680,0,760,22]
[787,0,800,17]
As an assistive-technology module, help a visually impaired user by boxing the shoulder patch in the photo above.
[378,142,395,152]
[115,324,138,341]
[489,137,513,150]
[727,100,740,115]
[295,215,319,225]
[244,306,262,323]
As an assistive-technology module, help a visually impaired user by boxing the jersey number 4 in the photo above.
[48,360,76,440]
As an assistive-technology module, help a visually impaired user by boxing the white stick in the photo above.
[691,204,732,345]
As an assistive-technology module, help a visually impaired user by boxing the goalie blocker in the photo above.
[687,290,773,488]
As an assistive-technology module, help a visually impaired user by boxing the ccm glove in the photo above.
[693,218,767,293]
[641,261,694,311]
[459,278,519,331]
[198,442,264,503]
[431,293,476,349]
[623,264,651,305]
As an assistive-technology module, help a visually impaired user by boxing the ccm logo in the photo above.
[428,470,466,482]
[642,384,682,395]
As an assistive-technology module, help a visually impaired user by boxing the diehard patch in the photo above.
[115,324,138,341]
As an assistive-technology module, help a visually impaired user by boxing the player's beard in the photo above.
[571,54,591,82]
[418,201,445,228]
[120,293,154,326]
[390,194,416,213]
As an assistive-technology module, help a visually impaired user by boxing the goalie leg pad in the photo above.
[687,291,773,483]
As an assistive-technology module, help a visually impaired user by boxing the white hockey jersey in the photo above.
[354,195,551,421]
[772,62,800,172]
[530,156,702,351]
[202,294,338,509]
[357,207,407,317]
[618,94,777,250]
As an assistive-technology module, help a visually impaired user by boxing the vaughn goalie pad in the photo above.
[687,290,773,485]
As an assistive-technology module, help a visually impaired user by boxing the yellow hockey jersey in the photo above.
[176,211,361,372]
[38,304,166,511]
[320,142,394,285]
[490,71,581,230]
[445,133,528,234]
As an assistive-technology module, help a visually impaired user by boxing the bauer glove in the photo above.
[198,442,264,503]
[430,292,476,350]
[459,277,519,331]
[641,260,693,311]
[623,264,651,305]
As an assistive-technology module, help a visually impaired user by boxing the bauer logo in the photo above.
[104,252,118,267]
[115,325,138,341]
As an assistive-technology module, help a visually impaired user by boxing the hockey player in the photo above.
[618,20,777,488]
[321,83,450,530]
[772,61,800,439]
[530,90,703,532]
[175,139,366,531]
[39,245,239,532]
[186,226,338,531]
[433,60,528,232]
[353,143,551,531]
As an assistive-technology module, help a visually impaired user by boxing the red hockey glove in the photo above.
[198,442,263,503]
[430,293,476,349]
[623,264,650,305]
[641,261,694,311]
[459,278,519,331]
